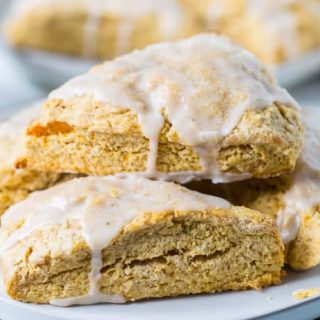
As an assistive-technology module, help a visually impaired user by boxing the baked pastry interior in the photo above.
[0,103,67,216]
[0,176,284,305]
[187,106,320,270]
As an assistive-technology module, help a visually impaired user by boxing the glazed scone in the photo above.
[5,0,320,64]
[5,0,201,59]
[182,0,320,64]
[0,103,69,216]
[0,176,284,305]
[187,107,320,270]
[24,35,303,183]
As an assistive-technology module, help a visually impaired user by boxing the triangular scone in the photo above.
[24,35,303,183]
[182,0,320,64]
[0,176,284,305]
[5,0,201,59]
[0,103,70,216]
[187,107,320,270]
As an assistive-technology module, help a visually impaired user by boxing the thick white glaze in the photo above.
[277,107,320,244]
[0,176,230,306]
[50,34,298,183]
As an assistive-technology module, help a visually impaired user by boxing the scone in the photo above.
[183,0,320,64]
[23,35,303,183]
[5,0,201,59]
[0,103,69,216]
[5,0,320,65]
[187,106,320,270]
[0,176,284,305]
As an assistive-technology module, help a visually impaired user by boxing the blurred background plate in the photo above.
[7,47,99,90]
[275,49,320,88]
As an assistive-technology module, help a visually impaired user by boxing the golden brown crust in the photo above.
[0,168,67,215]
[24,102,303,179]
[186,177,320,270]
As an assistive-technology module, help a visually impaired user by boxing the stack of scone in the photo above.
[0,33,317,306]
[4,0,320,64]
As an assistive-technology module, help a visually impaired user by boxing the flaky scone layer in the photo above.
[0,205,283,304]
[25,102,303,180]
[187,177,320,271]
[186,106,320,271]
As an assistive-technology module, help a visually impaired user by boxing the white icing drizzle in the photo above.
[83,0,185,57]
[82,1,101,58]
[277,107,320,244]
[0,176,230,306]
[49,34,298,184]
[8,0,185,57]
[0,102,43,168]
[207,1,224,24]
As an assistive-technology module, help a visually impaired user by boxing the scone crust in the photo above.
[187,176,320,271]
[25,101,303,179]
[0,206,284,304]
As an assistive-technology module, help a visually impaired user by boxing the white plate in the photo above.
[1,266,320,320]
[6,46,320,91]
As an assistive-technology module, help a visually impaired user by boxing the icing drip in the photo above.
[8,0,185,57]
[50,34,298,184]
[0,176,230,306]
[277,107,320,244]
[83,0,184,57]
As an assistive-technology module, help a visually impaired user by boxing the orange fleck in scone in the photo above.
[0,176,284,305]
[183,0,320,64]
[187,106,320,270]
[0,103,69,216]
[24,35,303,183]
[5,0,201,59]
